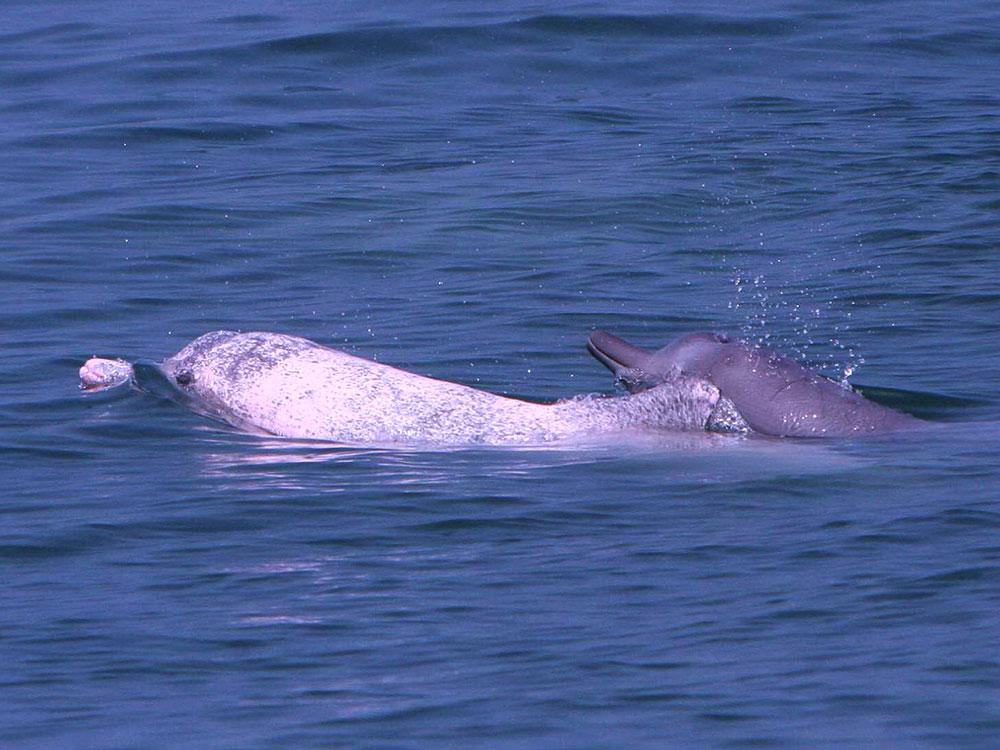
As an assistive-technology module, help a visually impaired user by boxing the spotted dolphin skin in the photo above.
[80,331,727,446]
[587,330,924,437]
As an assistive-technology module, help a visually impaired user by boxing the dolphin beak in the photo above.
[586,330,650,376]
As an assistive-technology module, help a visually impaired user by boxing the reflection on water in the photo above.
[192,428,862,492]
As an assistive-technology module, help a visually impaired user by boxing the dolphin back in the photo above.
[707,344,921,437]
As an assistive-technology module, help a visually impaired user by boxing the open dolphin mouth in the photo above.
[586,330,650,375]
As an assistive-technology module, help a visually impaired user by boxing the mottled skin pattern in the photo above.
[78,358,133,391]
[83,331,725,446]
[587,330,924,438]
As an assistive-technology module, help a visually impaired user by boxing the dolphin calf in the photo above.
[79,330,727,446]
[587,330,924,437]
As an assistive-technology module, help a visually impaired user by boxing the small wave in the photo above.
[879,29,1000,59]
[515,13,796,39]
[0,22,99,45]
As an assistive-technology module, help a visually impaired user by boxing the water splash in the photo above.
[726,269,866,383]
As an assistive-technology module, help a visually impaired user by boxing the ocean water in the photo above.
[3,0,1000,747]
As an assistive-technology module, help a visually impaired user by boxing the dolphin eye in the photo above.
[714,333,732,344]
[176,371,193,386]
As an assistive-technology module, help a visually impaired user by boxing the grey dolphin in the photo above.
[587,330,924,437]
[80,330,728,446]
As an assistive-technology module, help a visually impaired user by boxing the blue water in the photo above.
[3,0,1000,747]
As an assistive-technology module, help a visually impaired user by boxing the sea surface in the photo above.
[3,0,1000,747]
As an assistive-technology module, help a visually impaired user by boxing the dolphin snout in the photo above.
[587,330,650,374]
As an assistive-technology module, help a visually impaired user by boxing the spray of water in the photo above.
[726,267,866,385]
